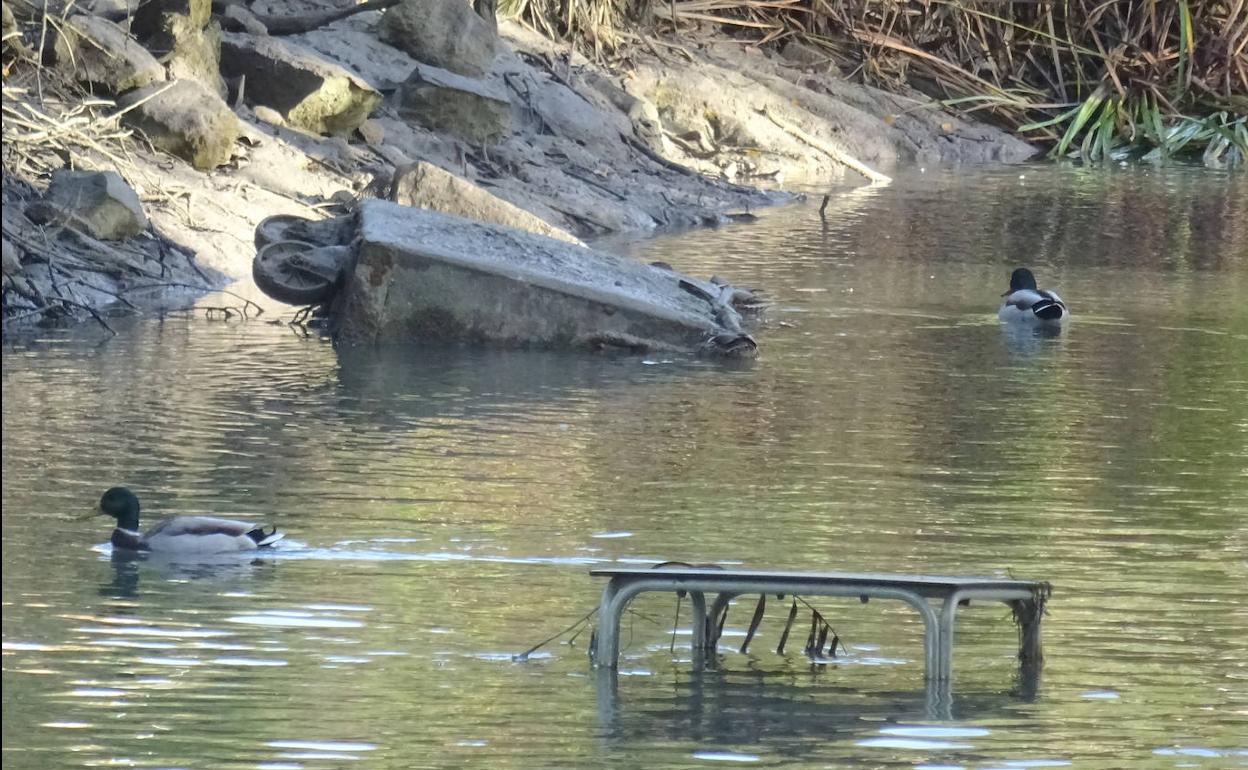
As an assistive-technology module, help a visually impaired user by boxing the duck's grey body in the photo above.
[111,516,284,553]
[999,268,1068,327]
[97,487,284,555]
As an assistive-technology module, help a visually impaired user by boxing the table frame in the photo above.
[591,567,1049,681]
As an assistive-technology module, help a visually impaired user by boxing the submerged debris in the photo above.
[1012,581,1052,664]
[251,201,767,357]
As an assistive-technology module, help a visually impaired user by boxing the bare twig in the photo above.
[763,106,892,183]
[512,606,599,662]
[52,295,117,333]
[239,0,402,35]
[124,282,264,318]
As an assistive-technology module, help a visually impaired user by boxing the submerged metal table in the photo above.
[591,566,1050,681]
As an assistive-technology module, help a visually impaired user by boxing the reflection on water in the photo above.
[3,165,1247,769]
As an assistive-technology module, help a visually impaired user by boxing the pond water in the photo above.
[3,165,1247,770]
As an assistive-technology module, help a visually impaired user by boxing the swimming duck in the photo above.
[999,268,1068,326]
[95,487,284,554]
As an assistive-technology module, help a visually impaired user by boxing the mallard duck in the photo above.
[95,487,284,554]
[999,268,1068,326]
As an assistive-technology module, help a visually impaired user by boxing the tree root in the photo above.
[214,0,401,36]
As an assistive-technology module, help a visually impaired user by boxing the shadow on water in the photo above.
[595,663,1043,752]
[100,547,281,599]
[999,322,1065,360]
[330,340,753,409]
[102,554,143,598]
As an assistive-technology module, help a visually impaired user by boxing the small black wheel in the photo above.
[253,240,336,306]
[254,214,311,251]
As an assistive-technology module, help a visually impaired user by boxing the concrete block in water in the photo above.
[331,200,754,355]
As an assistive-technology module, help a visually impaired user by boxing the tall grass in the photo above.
[503,0,1248,165]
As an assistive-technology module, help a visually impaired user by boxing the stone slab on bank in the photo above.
[331,200,755,355]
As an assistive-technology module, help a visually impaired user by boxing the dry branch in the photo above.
[762,107,892,183]
[214,0,402,36]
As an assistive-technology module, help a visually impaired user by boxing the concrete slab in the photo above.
[331,199,756,356]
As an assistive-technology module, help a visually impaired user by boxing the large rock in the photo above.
[117,79,240,170]
[390,162,582,246]
[31,170,148,240]
[169,19,225,98]
[2,2,18,40]
[3,3,28,61]
[331,200,754,355]
[398,63,509,144]
[222,4,267,35]
[220,33,382,136]
[131,0,210,39]
[141,12,226,99]
[50,15,165,94]
[130,0,223,97]
[85,0,143,19]
[378,0,496,78]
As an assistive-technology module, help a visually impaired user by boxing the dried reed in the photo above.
[504,0,1247,163]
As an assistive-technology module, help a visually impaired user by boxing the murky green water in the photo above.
[4,165,1247,769]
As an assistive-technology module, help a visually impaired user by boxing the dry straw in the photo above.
[504,0,1247,163]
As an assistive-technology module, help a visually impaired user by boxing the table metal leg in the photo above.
[595,664,620,731]
[1013,597,1045,664]
[937,590,966,682]
[923,674,953,720]
[595,578,623,668]
[690,591,707,651]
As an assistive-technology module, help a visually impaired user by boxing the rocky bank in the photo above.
[1,0,1035,331]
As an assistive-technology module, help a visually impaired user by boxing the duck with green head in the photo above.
[96,487,284,554]
[999,267,1068,327]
